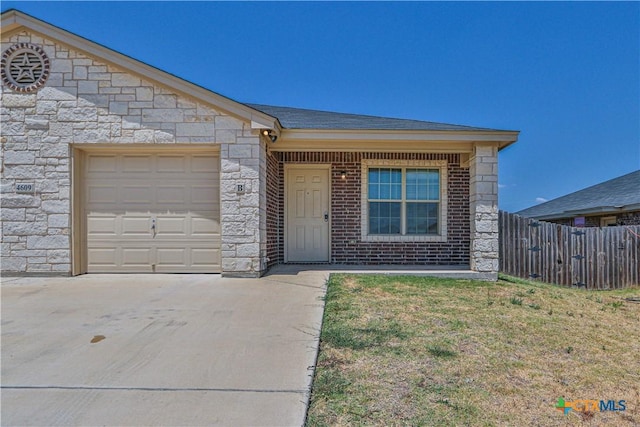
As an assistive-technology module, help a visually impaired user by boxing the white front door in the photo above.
[286,167,330,262]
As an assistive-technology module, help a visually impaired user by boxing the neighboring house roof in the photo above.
[517,170,640,219]
[246,104,502,132]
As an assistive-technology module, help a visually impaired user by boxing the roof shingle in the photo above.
[246,103,504,132]
[516,170,640,219]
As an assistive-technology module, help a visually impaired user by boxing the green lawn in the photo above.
[306,274,640,426]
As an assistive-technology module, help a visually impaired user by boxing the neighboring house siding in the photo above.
[267,152,470,265]
[1,30,262,276]
[617,211,640,225]
[545,211,640,227]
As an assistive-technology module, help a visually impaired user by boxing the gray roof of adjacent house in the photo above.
[516,170,640,219]
[246,103,503,132]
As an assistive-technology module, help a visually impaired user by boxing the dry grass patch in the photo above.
[306,274,640,426]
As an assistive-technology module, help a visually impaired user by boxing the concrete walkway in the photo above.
[1,270,329,427]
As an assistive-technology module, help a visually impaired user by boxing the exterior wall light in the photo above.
[262,129,277,143]
[340,170,347,180]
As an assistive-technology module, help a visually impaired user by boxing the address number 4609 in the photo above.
[16,183,34,192]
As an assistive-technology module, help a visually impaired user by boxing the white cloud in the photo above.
[498,184,507,189]
[535,197,548,203]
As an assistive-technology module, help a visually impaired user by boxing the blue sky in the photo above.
[3,1,638,212]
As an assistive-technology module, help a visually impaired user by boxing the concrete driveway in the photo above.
[1,269,328,426]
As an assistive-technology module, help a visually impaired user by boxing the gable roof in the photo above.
[246,104,503,132]
[517,170,640,219]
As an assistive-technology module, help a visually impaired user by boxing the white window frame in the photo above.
[361,159,448,242]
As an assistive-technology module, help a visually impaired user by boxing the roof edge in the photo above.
[280,128,519,147]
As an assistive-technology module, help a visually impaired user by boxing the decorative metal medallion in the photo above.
[1,43,50,92]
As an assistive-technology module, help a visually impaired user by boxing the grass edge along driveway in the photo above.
[306,274,640,426]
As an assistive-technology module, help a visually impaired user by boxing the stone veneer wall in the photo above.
[469,144,499,279]
[267,152,471,265]
[1,30,263,276]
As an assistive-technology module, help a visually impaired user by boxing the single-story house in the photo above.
[1,10,519,279]
[517,170,640,227]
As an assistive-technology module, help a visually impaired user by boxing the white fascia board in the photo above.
[281,129,519,143]
[272,129,518,152]
[1,11,278,128]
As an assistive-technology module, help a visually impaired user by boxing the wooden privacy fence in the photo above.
[499,211,640,290]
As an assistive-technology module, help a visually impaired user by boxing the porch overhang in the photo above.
[270,129,519,152]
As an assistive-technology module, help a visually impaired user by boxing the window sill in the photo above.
[361,233,448,243]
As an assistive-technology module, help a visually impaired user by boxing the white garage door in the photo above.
[85,151,220,273]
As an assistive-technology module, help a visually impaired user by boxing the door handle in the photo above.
[151,218,156,237]
[324,211,329,222]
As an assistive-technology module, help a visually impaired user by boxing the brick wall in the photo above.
[266,152,470,266]
[265,150,282,268]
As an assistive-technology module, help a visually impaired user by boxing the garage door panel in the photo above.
[121,216,151,236]
[87,155,117,173]
[156,216,187,236]
[191,215,219,235]
[87,248,117,265]
[121,248,153,266]
[191,248,220,267]
[121,185,154,204]
[156,185,187,204]
[122,155,152,172]
[191,155,220,173]
[87,216,118,235]
[87,185,118,204]
[191,185,218,205]
[85,151,220,273]
[156,155,186,172]
[156,248,186,266]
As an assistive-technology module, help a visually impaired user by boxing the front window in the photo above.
[361,159,448,242]
[368,168,440,235]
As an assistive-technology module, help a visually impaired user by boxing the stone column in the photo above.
[219,132,264,278]
[469,143,499,280]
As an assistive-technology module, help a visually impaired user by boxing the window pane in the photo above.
[391,184,402,199]
[368,168,401,200]
[380,169,390,183]
[369,168,380,184]
[369,201,401,234]
[406,202,439,234]
[368,183,379,199]
[389,169,402,200]
[389,217,401,234]
[390,202,401,218]
[369,219,379,234]
[379,183,391,199]
[406,169,439,201]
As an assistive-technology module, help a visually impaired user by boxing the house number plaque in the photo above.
[15,183,35,193]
